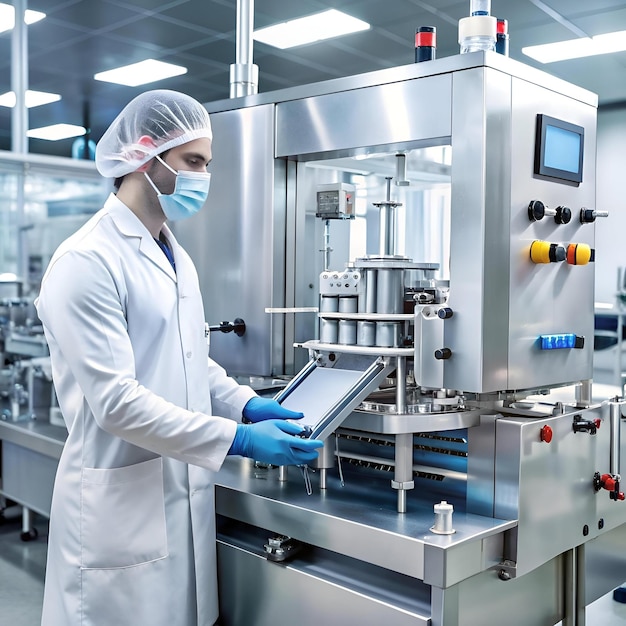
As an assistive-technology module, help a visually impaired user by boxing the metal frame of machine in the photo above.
[174,51,626,625]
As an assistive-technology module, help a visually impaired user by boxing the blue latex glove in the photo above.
[242,396,304,423]
[228,420,323,466]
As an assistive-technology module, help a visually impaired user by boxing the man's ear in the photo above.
[134,135,158,172]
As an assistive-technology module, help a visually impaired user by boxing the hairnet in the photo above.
[95,89,213,178]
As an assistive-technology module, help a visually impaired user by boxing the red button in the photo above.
[540,425,553,443]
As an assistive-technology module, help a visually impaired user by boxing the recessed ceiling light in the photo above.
[0,2,45,35]
[0,90,61,108]
[253,9,370,49]
[523,29,626,63]
[94,59,188,87]
[27,124,86,141]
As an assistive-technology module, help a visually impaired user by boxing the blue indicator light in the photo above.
[540,334,577,350]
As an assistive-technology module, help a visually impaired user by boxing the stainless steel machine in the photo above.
[176,51,626,625]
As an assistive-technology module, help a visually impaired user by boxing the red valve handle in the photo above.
[600,474,625,500]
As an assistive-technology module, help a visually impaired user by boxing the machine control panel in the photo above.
[319,270,362,296]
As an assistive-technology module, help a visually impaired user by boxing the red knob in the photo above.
[602,474,618,491]
[618,492,625,501]
[540,425,553,443]
[594,418,602,430]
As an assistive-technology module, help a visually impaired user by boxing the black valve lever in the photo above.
[573,415,599,435]
[208,318,246,337]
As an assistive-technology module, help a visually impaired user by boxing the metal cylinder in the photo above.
[431,501,455,534]
[363,269,378,313]
[338,320,357,345]
[394,433,414,514]
[320,295,338,343]
[315,436,336,490]
[376,322,400,347]
[338,296,358,313]
[320,319,338,344]
[376,269,403,314]
[357,321,376,346]
[575,379,592,408]
[379,204,396,256]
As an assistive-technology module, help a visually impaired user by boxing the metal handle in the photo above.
[207,318,246,337]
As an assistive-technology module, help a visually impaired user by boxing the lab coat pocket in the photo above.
[80,457,168,569]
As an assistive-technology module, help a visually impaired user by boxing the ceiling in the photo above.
[2,0,626,159]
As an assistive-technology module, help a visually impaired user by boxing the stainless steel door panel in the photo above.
[174,104,284,376]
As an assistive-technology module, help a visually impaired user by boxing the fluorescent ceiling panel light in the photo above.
[27,124,86,141]
[0,3,45,34]
[253,9,370,49]
[94,59,187,87]
[523,29,626,63]
[0,90,61,108]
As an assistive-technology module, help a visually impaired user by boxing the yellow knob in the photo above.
[530,240,565,264]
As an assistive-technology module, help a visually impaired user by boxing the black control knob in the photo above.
[434,348,452,360]
[528,200,556,222]
[554,206,572,225]
[437,307,453,319]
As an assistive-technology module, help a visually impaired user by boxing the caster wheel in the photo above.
[20,527,38,542]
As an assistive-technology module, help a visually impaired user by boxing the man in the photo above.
[35,89,322,626]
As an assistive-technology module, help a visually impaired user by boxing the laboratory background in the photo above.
[2,0,626,624]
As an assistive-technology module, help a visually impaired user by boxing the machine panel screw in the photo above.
[583,524,589,536]
[598,518,604,530]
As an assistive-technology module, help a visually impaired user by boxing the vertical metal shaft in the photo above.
[323,219,331,270]
[396,356,407,414]
[608,398,623,476]
[394,433,413,513]
[563,548,575,626]
[230,0,259,97]
[315,436,336,490]
[11,0,28,154]
[12,0,28,286]
[380,177,396,256]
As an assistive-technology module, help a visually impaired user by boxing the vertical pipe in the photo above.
[379,177,396,256]
[394,356,412,512]
[12,0,28,288]
[394,432,413,513]
[11,0,28,154]
[608,399,623,476]
[230,0,259,98]
[575,544,586,625]
[323,219,331,270]
[563,548,575,626]
[396,356,407,414]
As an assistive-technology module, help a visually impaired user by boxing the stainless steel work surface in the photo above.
[0,419,66,460]
[215,457,516,582]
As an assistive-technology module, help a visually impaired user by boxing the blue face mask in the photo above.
[144,155,211,221]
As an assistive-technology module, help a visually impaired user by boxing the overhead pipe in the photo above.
[11,0,28,153]
[229,0,259,98]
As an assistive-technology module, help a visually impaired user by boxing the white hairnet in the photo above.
[95,89,213,178]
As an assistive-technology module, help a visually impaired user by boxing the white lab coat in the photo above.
[35,194,256,626]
